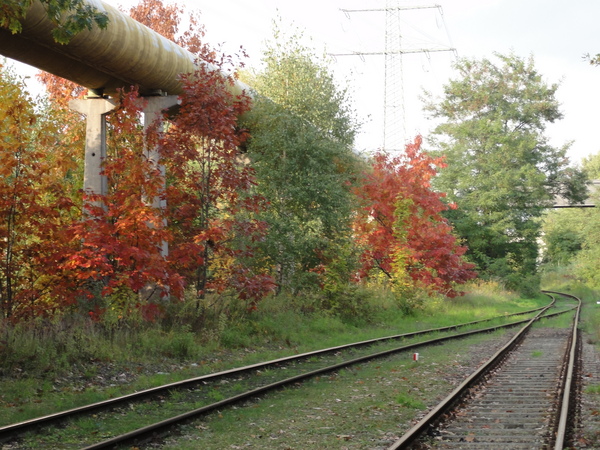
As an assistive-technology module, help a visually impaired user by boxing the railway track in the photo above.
[0,293,576,449]
[389,290,581,449]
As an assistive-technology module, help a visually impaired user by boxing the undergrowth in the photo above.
[0,280,556,429]
[0,281,545,381]
[541,266,600,344]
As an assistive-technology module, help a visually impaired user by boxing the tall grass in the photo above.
[0,281,545,380]
[541,266,600,344]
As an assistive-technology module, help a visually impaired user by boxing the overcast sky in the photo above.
[12,0,600,164]
[192,0,600,164]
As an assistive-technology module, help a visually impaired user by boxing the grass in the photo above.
[540,269,600,345]
[0,281,549,432]
[396,391,426,409]
[160,328,512,449]
[581,305,600,345]
[585,384,600,395]
[534,307,576,329]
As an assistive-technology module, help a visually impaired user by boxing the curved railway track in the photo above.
[389,290,581,449]
[0,293,578,449]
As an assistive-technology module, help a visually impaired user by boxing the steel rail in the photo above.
[81,311,562,449]
[0,305,547,442]
[82,301,580,449]
[387,294,558,449]
[548,291,582,449]
[387,291,579,449]
[79,303,581,449]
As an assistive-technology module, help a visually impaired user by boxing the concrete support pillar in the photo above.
[69,96,117,206]
[68,94,180,301]
[141,95,179,257]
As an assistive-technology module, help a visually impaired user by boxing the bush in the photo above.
[319,284,374,324]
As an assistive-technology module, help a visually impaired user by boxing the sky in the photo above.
[11,0,600,164]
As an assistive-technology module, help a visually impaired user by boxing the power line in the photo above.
[335,2,455,153]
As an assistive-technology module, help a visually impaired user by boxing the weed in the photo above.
[396,392,425,409]
[585,384,600,395]
[169,327,197,359]
[207,389,225,402]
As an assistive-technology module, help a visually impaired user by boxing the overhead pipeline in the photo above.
[0,0,248,97]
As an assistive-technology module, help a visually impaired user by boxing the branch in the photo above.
[0,0,109,44]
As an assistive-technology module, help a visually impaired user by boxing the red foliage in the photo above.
[160,53,274,302]
[58,90,184,301]
[127,0,182,41]
[354,136,476,297]
[229,265,278,310]
[7,0,275,321]
[36,72,85,106]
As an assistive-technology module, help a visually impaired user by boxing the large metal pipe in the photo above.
[0,0,248,97]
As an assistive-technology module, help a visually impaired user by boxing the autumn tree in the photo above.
[354,136,476,302]
[60,90,186,318]
[160,61,274,306]
[241,24,361,293]
[0,63,80,320]
[30,0,188,314]
[15,0,275,318]
[61,1,273,311]
[425,53,587,293]
[128,0,180,40]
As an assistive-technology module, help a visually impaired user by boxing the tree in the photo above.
[1,0,108,44]
[585,53,600,67]
[68,2,273,309]
[425,53,587,291]
[241,24,361,293]
[30,0,275,318]
[354,136,476,299]
[541,151,600,285]
[60,90,185,310]
[0,63,81,320]
[570,153,600,286]
[540,152,600,268]
[161,60,274,306]
[127,0,181,41]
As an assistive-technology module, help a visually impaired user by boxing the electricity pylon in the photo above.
[336,2,455,152]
